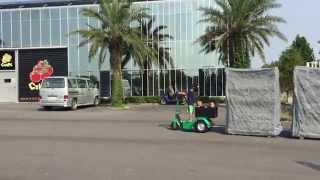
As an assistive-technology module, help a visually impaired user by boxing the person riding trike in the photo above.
[170,100,215,133]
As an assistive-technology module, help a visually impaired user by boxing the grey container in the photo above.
[226,68,282,136]
[292,66,320,138]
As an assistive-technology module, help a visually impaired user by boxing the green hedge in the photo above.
[102,96,225,104]
[125,96,161,104]
[197,96,225,104]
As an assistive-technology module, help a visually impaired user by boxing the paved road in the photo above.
[0,103,319,180]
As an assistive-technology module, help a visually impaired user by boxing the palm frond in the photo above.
[196,0,286,67]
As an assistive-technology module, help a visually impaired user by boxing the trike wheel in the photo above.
[195,121,208,133]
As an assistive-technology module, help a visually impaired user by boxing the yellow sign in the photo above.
[28,82,42,91]
[1,53,13,68]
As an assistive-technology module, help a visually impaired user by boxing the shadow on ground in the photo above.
[296,161,320,172]
[37,105,95,112]
[159,122,307,140]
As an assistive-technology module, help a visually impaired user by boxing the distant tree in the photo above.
[264,36,315,98]
[262,61,278,68]
[291,35,315,62]
[262,48,304,103]
[278,48,304,97]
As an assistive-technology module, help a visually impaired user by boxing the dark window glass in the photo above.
[68,79,77,88]
[4,79,11,83]
[51,8,60,46]
[60,8,68,45]
[68,8,78,46]
[41,9,50,46]
[77,79,87,88]
[42,78,65,88]
[88,80,97,88]
[31,9,40,46]
[21,10,31,47]
[2,11,12,47]
[12,11,20,47]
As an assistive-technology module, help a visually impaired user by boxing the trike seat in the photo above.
[195,106,218,118]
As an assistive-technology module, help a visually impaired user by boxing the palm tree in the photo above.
[122,17,173,69]
[196,0,287,67]
[121,17,173,95]
[73,0,156,106]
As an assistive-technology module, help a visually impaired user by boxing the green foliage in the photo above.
[125,96,161,104]
[291,35,315,62]
[73,0,157,106]
[122,17,173,70]
[264,35,313,95]
[232,54,251,68]
[125,96,225,104]
[197,96,225,104]
[262,61,279,68]
[196,0,286,68]
[278,48,304,94]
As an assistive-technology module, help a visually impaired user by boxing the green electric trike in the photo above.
[170,101,213,133]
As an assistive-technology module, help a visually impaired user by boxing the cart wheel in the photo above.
[195,121,208,133]
[170,122,179,130]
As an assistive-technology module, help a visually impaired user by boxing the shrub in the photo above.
[197,96,225,104]
[125,96,161,104]
[102,96,225,104]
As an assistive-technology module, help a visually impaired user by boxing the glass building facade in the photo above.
[0,0,225,97]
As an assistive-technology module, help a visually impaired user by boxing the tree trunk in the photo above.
[110,45,124,107]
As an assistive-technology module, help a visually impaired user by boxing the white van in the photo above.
[39,76,100,110]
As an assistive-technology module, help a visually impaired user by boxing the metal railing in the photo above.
[306,61,320,68]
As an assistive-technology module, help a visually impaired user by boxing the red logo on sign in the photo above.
[28,59,54,91]
[29,60,54,82]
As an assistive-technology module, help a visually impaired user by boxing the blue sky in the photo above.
[0,0,319,67]
[253,0,320,67]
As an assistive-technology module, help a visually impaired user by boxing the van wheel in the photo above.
[71,99,77,110]
[94,96,100,106]
[43,106,52,111]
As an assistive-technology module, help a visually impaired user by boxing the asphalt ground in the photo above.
[0,103,319,180]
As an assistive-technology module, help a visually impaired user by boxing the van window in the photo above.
[42,78,65,88]
[68,79,77,88]
[88,80,97,88]
[77,79,87,88]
